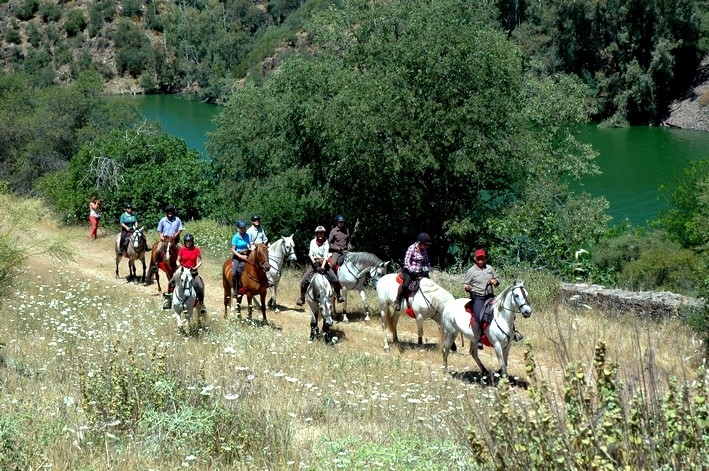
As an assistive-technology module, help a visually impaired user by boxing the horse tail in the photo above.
[386,308,395,333]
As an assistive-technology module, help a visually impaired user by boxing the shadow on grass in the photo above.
[450,369,529,389]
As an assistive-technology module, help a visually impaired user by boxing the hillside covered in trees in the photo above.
[1,0,708,124]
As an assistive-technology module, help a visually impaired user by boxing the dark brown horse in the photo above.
[148,235,179,293]
[221,244,270,324]
[115,227,148,284]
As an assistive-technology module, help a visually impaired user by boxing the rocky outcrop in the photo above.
[561,283,703,318]
[663,55,709,132]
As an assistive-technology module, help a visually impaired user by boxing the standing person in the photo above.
[118,203,138,256]
[231,220,252,294]
[328,214,350,268]
[296,225,344,306]
[156,205,184,255]
[174,233,207,314]
[394,233,432,311]
[88,196,101,240]
[246,214,269,245]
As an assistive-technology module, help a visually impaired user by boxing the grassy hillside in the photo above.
[1,209,707,469]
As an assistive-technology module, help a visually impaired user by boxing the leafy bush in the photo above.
[0,414,32,470]
[15,0,39,21]
[64,9,87,37]
[38,1,61,22]
[4,22,22,44]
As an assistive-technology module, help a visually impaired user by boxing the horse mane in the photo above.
[270,237,283,251]
[346,252,382,267]
[419,277,455,305]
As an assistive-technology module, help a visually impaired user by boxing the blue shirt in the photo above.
[157,216,183,237]
[231,232,251,252]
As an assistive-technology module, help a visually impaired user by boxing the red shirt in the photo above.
[178,245,201,269]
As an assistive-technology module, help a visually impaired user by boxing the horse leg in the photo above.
[470,332,488,376]
[358,289,369,322]
[442,330,458,370]
[140,256,147,284]
[259,292,268,326]
[247,294,254,320]
[380,303,391,351]
[496,343,510,377]
[115,256,120,279]
[416,317,424,346]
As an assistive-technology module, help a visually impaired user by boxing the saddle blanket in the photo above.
[465,300,493,347]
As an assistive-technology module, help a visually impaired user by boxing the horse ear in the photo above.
[385,261,391,267]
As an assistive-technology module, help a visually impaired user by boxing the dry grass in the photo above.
[0,221,704,469]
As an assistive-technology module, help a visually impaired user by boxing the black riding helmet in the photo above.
[184,233,195,244]
[165,204,176,213]
[251,214,260,221]
[416,233,432,245]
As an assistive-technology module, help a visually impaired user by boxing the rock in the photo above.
[663,55,709,132]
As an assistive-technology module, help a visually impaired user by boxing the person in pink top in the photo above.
[88,196,101,240]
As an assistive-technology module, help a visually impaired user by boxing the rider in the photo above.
[328,214,350,268]
[246,214,269,245]
[462,249,522,343]
[118,203,138,256]
[394,233,431,311]
[174,233,207,314]
[156,205,184,255]
[231,220,253,295]
[296,225,344,306]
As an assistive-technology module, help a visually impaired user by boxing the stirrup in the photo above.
[514,331,524,342]
[394,301,401,311]
[337,294,345,303]
[296,298,305,306]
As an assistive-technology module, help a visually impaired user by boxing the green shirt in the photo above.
[119,212,137,229]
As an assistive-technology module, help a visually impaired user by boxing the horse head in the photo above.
[252,243,271,272]
[282,234,297,262]
[511,281,532,318]
[369,261,389,284]
[131,227,145,250]
[178,266,194,296]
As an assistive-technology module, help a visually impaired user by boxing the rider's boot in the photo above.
[334,283,344,303]
[394,286,403,311]
[296,282,307,306]
[514,331,524,342]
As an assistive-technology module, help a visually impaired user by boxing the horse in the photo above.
[171,266,205,334]
[306,272,337,343]
[441,282,532,377]
[221,244,271,324]
[334,252,389,322]
[114,227,148,284]
[147,235,179,294]
[265,235,297,312]
[376,273,455,351]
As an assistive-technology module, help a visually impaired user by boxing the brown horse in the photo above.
[148,235,179,294]
[115,227,148,284]
[221,244,271,324]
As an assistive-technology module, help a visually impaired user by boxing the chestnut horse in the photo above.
[221,244,271,324]
[147,235,179,293]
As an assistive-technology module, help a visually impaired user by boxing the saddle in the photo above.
[465,297,495,348]
[396,273,420,319]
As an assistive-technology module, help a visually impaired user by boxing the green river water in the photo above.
[125,94,709,227]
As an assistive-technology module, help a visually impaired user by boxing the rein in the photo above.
[491,286,529,348]
[268,239,294,277]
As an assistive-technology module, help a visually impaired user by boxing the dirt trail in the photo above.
[36,223,521,377]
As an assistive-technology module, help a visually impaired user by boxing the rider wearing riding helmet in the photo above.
[395,233,432,311]
[296,225,344,306]
[463,249,523,343]
[231,220,253,294]
[174,233,207,314]
[157,204,184,255]
[328,214,350,268]
[246,214,269,245]
[118,203,138,256]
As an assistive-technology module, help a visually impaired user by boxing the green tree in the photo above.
[64,9,87,37]
[37,129,214,227]
[209,0,607,268]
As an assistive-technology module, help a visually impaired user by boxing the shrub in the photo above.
[64,9,87,37]
[14,0,39,21]
[38,1,61,22]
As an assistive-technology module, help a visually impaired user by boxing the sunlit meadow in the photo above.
[0,218,707,469]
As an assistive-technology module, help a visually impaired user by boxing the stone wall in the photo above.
[561,283,703,318]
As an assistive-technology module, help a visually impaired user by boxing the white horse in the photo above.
[266,235,296,312]
[335,252,389,322]
[441,282,532,377]
[115,227,147,283]
[171,266,203,334]
[306,273,337,343]
[376,273,454,351]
